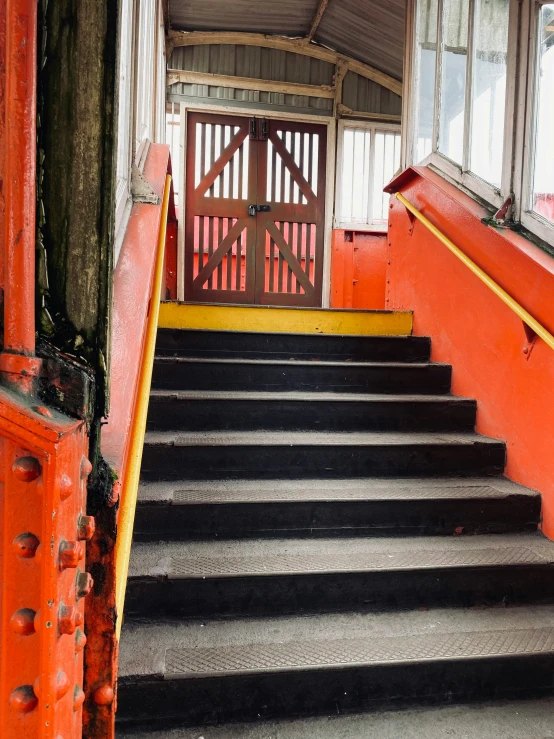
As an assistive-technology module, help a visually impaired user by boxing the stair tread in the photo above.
[118,604,554,679]
[116,696,554,738]
[149,389,471,403]
[144,430,504,446]
[154,356,446,368]
[138,476,535,505]
[128,532,554,580]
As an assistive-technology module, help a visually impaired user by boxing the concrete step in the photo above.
[125,533,554,619]
[140,431,506,481]
[156,328,432,362]
[151,357,452,394]
[116,605,554,729]
[147,390,477,432]
[135,477,540,540]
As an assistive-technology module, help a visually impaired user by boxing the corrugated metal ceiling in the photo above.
[168,0,406,81]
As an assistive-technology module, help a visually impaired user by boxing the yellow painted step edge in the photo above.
[159,303,413,336]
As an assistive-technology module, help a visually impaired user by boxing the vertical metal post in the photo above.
[0,0,41,392]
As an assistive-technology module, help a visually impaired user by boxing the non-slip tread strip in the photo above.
[166,547,550,579]
[145,431,503,447]
[164,627,554,679]
[149,389,470,403]
[172,484,513,504]
[154,356,447,369]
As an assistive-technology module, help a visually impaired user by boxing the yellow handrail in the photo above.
[114,174,172,639]
[395,192,554,352]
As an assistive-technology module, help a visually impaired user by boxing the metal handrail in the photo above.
[395,192,554,352]
[114,174,172,639]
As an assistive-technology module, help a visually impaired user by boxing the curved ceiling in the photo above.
[168,0,406,81]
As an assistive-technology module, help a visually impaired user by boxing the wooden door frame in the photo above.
[177,101,336,307]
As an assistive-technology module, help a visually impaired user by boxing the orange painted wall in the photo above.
[387,166,554,537]
[330,229,387,309]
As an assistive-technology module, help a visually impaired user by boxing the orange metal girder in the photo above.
[0,388,94,739]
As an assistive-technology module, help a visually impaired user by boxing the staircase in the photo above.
[116,326,554,735]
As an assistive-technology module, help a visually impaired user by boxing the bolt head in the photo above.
[58,604,83,635]
[59,541,84,570]
[13,532,40,558]
[76,571,94,599]
[12,456,42,482]
[77,515,96,541]
[10,685,38,713]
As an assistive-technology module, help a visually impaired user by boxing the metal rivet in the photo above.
[10,608,37,636]
[73,686,85,712]
[59,541,84,570]
[76,571,94,599]
[59,474,72,501]
[13,533,40,558]
[77,515,95,541]
[80,457,93,480]
[58,605,83,636]
[93,684,114,706]
[10,685,38,713]
[75,629,87,653]
[12,456,42,482]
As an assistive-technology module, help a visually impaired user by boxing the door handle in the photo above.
[248,204,271,216]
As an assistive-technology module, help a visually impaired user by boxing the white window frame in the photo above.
[335,119,402,232]
[517,0,554,244]
[406,0,554,248]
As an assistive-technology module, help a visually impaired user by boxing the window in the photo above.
[408,0,554,248]
[413,0,439,162]
[469,0,510,187]
[530,3,554,224]
[337,122,401,230]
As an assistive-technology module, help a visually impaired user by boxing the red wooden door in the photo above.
[185,112,326,307]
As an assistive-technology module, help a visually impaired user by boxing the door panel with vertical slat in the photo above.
[257,120,326,307]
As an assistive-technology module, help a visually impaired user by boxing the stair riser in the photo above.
[151,362,452,394]
[125,565,554,619]
[147,398,477,432]
[156,329,432,362]
[117,655,554,728]
[140,443,506,481]
[133,497,541,540]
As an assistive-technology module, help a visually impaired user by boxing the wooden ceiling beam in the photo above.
[307,0,331,42]
[166,68,336,98]
[167,30,402,97]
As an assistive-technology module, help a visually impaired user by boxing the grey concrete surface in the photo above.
[117,697,554,738]
[118,604,554,677]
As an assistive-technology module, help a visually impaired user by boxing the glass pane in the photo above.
[340,129,371,225]
[372,132,402,223]
[413,0,439,162]
[438,0,470,164]
[469,0,509,187]
[532,3,554,223]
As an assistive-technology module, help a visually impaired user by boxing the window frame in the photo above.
[335,119,402,233]
[518,0,554,244]
[407,0,554,248]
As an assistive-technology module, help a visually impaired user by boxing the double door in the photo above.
[184,111,327,306]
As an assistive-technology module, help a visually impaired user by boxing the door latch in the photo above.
[248,204,271,216]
